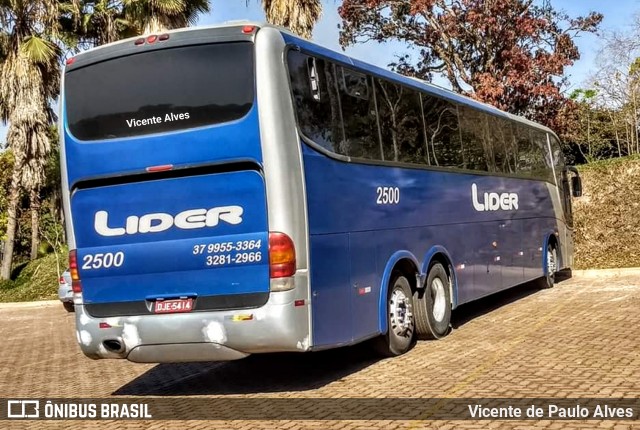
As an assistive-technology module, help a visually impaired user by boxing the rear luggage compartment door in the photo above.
[71,169,269,316]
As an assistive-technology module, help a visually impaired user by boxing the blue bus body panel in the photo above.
[71,170,269,304]
[303,145,558,347]
[63,100,269,306]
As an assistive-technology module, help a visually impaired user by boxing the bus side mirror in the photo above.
[571,176,582,197]
[565,166,582,197]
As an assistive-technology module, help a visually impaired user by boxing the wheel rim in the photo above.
[431,277,447,322]
[547,247,557,275]
[389,286,412,337]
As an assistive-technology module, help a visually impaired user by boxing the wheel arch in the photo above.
[543,232,561,275]
[420,245,459,310]
[378,251,420,333]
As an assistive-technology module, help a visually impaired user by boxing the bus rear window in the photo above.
[64,42,254,141]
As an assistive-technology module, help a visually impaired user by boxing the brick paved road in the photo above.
[1,272,639,429]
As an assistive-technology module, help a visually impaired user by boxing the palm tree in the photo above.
[123,0,210,34]
[60,0,133,47]
[259,0,322,39]
[0,0,61,278]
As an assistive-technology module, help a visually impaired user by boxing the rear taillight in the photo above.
[269,232,296,279]
[69,250,82,293]
[59,276,65,285]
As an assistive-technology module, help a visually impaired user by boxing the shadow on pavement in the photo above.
[451,273,571,329]
[114,272,573,396]
[113,343,380,396]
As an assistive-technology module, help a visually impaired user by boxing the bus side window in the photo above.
[336,66,380,160]
[458,105,490,172]
[515,125,534,174]
[339,68,369,100]
[489,116,517,174]
[420,94,462,168]
[287,51,343,154]
[375,79,425,164]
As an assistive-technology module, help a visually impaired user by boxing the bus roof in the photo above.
[66,21,556,137]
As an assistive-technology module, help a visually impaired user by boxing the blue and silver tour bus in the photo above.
[60,22,582,362]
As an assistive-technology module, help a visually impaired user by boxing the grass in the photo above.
[573,155,640,269]
[0,252,65,302]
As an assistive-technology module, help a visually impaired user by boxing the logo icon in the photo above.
[7,400,40,418]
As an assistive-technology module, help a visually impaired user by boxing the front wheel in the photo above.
[414,262,452,339]
[372,273,416,357]
[541,243,558,289]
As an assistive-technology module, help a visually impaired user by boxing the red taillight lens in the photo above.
[59,276,65,284]
[269,232,296,278]
[159,33,170,41]
[147,34,157,44]
[65,57,75,65]
[242,25,256,34]
[69,250,82,293]
[134,37,145,45]
[146,164,173,172]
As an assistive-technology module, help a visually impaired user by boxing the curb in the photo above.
[572,267,640,278]
[0,299,59,309]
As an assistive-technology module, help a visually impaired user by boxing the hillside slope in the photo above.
[573,155,640,269]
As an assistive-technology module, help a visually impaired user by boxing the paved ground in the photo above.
[1,271,639,429]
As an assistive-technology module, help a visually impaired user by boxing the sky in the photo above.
[1,0,639,144]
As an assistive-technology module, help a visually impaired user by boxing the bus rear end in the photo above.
[61,25,310,362]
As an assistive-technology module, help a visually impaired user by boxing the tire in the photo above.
[372,273,416,357]
[63,301,75,313]
[414,262,452,339]
[540,243,558,289]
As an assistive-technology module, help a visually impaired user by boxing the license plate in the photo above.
[154,298,194,314]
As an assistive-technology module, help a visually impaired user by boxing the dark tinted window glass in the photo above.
[288,51,343,153]
[421,95,462,168]
[65,43,254,141]
[530,131,554,181]
[517,128,554,181]
[336,66,380,159]
[488,115,517,174]
[515,124,534,173]
[375,79,425,163]
[458,106,491,171]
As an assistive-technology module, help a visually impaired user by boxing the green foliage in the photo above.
[0,150,14,242]
[0,253,64,302]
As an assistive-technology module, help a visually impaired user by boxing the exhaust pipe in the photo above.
[103,339,125,354]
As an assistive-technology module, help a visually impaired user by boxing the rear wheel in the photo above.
[372,273,416,357]
[63,301,75,313]
[541,243,558,289]
[414,262,452,339]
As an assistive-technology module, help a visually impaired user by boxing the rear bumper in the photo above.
[74,273,311,363]
[58,284,73,302]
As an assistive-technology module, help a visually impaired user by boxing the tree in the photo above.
[252,0,322,39]
[123,0,210,34]
[338,0,602,137]
[0,0,62,279]
[60,0,133,47]
[588,21,640,158]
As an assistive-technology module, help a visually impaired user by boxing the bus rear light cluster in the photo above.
[69,249,83,294]
[268,232,296,291]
